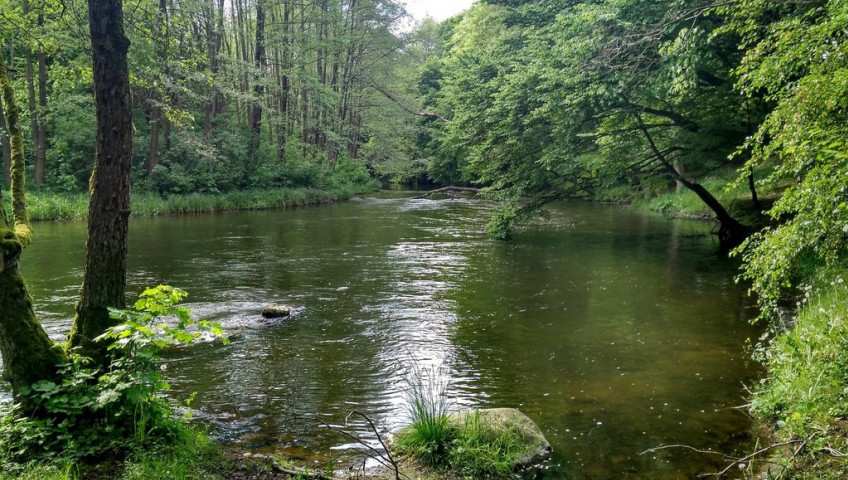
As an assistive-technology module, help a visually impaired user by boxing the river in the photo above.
[3,191,762,479]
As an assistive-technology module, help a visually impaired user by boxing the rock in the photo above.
[261,304,292,319]
[446,408,552,469]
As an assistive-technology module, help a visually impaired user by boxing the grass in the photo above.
[749,272,848,479]
[0,427,225,480]
[393,365,524,478]
[12,180,380,222]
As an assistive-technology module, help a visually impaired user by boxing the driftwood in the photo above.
[413,186,481,199]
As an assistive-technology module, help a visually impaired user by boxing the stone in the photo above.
[446,408,552,469]
[261,304,292,319]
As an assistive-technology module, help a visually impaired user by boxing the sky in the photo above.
[402,0,476,22]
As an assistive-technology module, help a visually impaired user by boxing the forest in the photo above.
[1,0,848,478]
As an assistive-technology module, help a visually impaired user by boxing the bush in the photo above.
[0,286,226,467]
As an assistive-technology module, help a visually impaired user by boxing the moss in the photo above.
[0,48,30,248]
[0,233,66,404]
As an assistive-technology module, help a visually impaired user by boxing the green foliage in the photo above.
[486,203,519,241]
[394,365,522,478]
[724,0,848,318]
[448,412,521,478]
[13,183,378,222]
[420,0,751,238]
[750,275,848,477]
[0,286,226,465]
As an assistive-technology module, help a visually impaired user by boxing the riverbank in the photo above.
[747,271,848,479]
[17,180,380,222]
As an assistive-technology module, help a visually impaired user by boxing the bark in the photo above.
[634,112,748,253]
[0,48,66,404]
[36,43,47,186]
[69,0,133,363]
[0,97,10,186]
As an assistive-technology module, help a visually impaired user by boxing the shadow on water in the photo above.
[1,193,763,479]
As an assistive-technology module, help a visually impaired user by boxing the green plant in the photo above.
[0,286,226,465]
[394,364,454,466]
[448,412,521,478]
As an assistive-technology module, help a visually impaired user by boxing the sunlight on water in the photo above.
[1,193,763,478]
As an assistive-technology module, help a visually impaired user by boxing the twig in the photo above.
[702,440,805,478]
[640,444,734,458]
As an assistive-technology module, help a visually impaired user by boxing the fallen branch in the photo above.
[413,186,481,199]
[640,440,805,479]
[272,463,339,480]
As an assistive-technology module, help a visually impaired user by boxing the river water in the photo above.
[3,191,762,478]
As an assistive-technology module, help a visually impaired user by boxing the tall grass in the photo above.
[751,273,848,478]
[13,183,378,222]
[394,363,454,465]
[394,364,524,478]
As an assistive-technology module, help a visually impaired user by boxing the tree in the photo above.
[68,0,134,363]
[420,0,753,250]
[721,0,848,314]
[0,0,133,404]
[0,45,66,402]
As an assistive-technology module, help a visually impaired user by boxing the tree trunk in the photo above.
[35,15,47,186]
[0,47,66,406]
[0,97,10,185]
[149,112,160,172]
[748,166,762,211]
[247,0,266,168]
[69,0,133,363]
[634,113,748,253]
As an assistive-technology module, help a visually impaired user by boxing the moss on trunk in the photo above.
[0,229,66,405]
[0,45,66,409]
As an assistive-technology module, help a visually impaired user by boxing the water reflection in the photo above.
[1,194,762,478]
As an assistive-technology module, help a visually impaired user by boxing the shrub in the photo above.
[0,286,226,466]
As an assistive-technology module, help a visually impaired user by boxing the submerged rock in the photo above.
[261,304,293,319]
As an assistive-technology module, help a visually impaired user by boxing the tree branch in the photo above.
[367,79,451,123]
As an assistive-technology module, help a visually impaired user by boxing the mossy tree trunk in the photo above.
[0,47,66,404]
[68,0,133,363]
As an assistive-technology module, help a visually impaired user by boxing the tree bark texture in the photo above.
[0,48,66,403]
[0,97,10,186]
[69,0,133,362]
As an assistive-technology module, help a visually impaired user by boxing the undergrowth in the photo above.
[0,286,228,479]
[750,273,848,479]
[393,365,523,478]
[14,180,379,222]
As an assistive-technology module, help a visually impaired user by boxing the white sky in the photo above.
[402,0,476,22]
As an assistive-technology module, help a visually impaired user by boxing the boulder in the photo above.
[261,304,292,319]
[446,408,552,469]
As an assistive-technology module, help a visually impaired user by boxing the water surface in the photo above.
[5,192,761,478]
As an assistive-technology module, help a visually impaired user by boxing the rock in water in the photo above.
[447,408,552,468]
[261,304,292,319]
